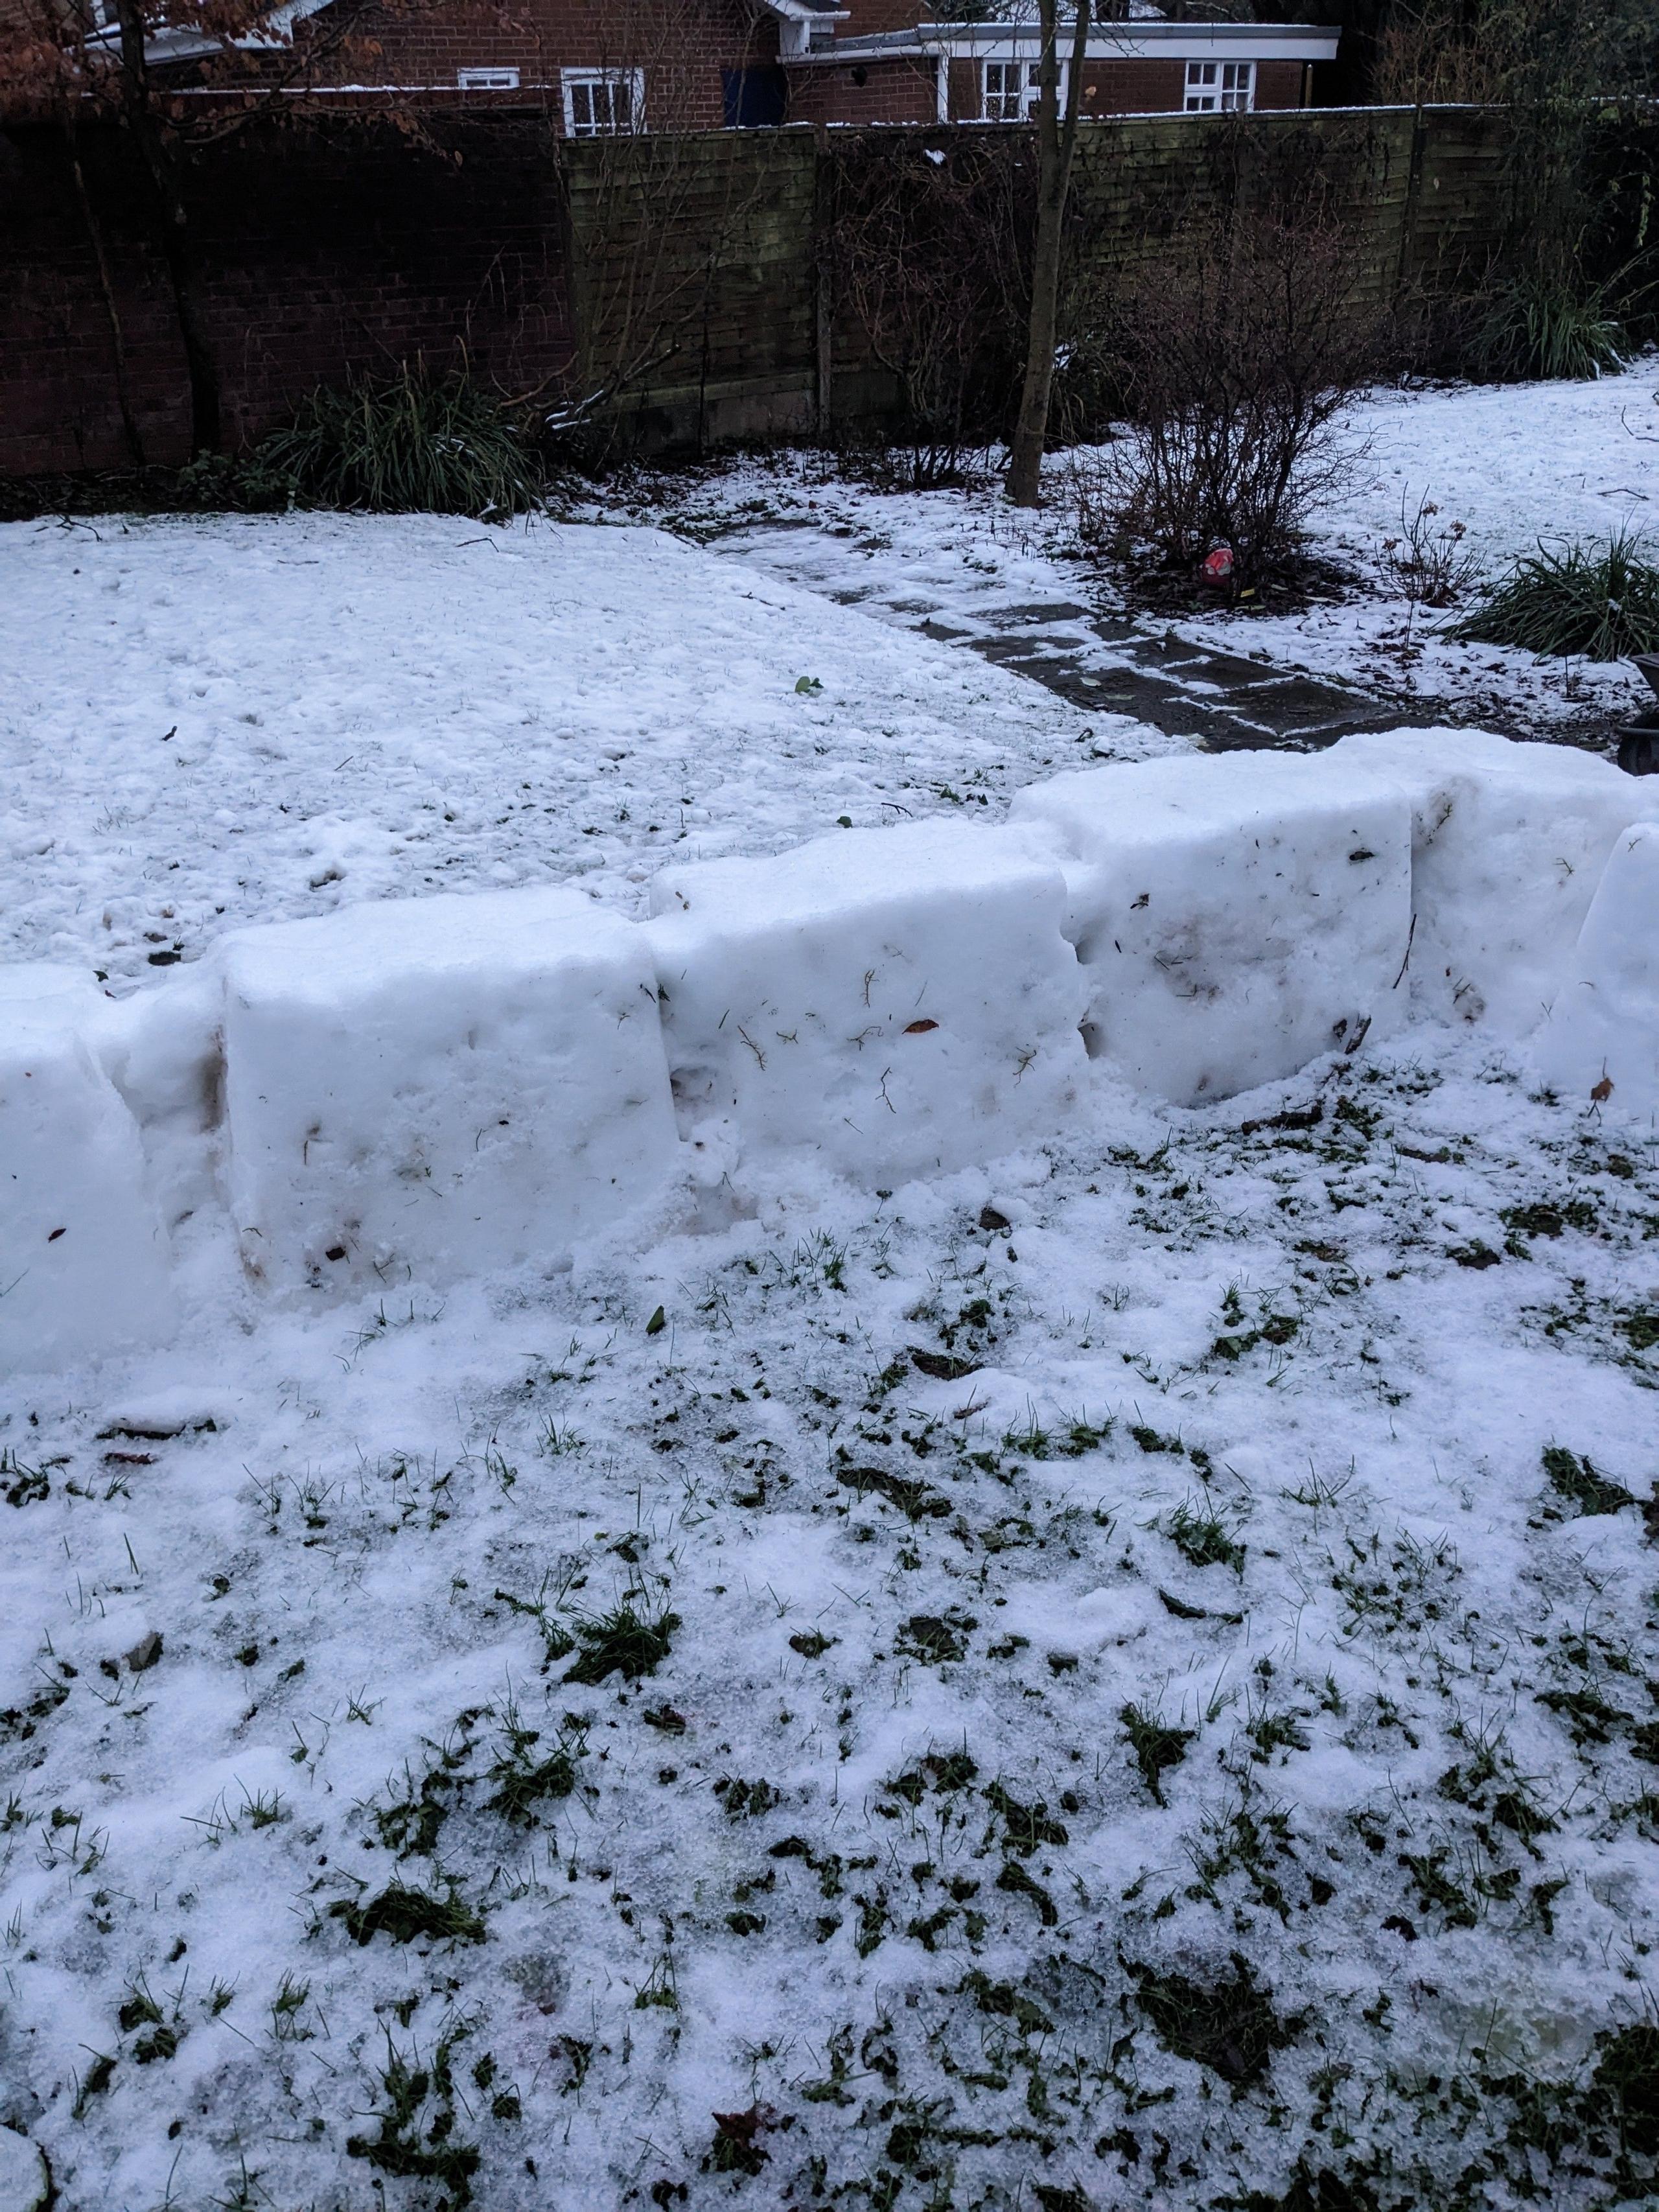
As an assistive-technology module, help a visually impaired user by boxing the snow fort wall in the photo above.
[1008,752,1414,1105]
[1,966,176,1372]
[8,728,1659,1377]
[644,821,1090,1183]
[220,887,677,1292]
[1531,821,1659,1120]
[1327,728,1659,1038]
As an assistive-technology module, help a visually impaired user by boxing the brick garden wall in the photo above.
[0,104,1514,477]
[0,110,575,474]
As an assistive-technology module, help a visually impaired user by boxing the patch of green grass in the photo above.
[330,1882,485,1948]
[483,1716,581,1824]
[1542,1444,1635,1517]
[1588,2020,1659,2158]
[714,1776,779,1819]
[985,1782,1069,1854]
[564,1602,680,1686]
[346,2023,482,2203]
[1130,1953,1295,2085]
[896,1611,975,1664]
[1504,1198,1597,1240]
[1121,1703,1195,1804]
[1164,1498,1246,1576]
[837,1465,948,1519]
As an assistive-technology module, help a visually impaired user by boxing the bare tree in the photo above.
[1004,0,1090,508]
[1,0,442,455]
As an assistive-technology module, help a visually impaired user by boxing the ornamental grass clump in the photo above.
[1452,530,1659,662]
[259,363,542,518]
[1472,277,1628,384]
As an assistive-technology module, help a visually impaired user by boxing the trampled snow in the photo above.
[0,512,1111,988]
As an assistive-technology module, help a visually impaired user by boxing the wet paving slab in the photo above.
[709,519,1507,752]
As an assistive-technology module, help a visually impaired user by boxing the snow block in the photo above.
[1326,728,1659,1036]
[645,821,1089,1182]
[98,956,226,1231]
[221,888,677,1290]
[1009,752,1412,1104]
[1,965,175,1374]
[1531,821,1659,1119]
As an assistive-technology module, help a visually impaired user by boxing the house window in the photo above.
[980,60,1066,122]
[562,67,644,136]
[457,67,518,89]
[1184,60,1254,111]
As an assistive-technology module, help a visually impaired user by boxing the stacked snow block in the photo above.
[1533,822,1659,1117]
[1010,752,1413,1105]
[1,965,174,1372]
[1326,728,1659,1037]
[10,727,1659,1378]
[220,886,677,1291]
[645,821,1090,1183]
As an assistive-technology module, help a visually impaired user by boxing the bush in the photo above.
[174,447,297,513]
[1452,530,1659,660]
[1471,277,1628,383]
[1071,216,1381,593]
[822,136,1032,489]
[257,364,542,517]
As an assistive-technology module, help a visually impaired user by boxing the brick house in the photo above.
[787,15,1341,128]
[141,0,1339,128]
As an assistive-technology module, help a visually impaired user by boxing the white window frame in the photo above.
[980,58,1067,123]
[457,66,519,89]
[1183,60,1254,112]
[561,66,645,137]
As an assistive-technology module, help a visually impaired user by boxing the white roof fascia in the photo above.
[760,0,848,60]
[795,20,1338,62]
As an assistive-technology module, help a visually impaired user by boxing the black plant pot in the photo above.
[1616,708,1659,776]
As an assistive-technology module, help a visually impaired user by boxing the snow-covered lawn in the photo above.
[618,364,1659,742]
[1190,366,1659,730]
[0,513,1155,988]
[5,476,1659,2212]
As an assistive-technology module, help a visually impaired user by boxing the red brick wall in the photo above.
[829,0,930,33]
[786,56,935,127]
[240,0,776,129]
[0,112,575,473]
[1255,59,1309,110]
[1078,59,1187,115]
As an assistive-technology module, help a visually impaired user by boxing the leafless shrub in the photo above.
[820,135,1034,487]
[1381,490,1481,609]
[1070,212,1384,594]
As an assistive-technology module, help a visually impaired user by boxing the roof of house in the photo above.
[796,17,1341,63]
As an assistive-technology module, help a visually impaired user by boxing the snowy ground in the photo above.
[612,363,1659,745]
[6,1029,1659,2212]
[6,419,1659,2212]
[0,513,1160,989]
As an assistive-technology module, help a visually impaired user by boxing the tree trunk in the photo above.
[1004,0,1091,508]
[111,0,221,455]
[64,111,147,469]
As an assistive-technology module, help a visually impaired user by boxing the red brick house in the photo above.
[788,14,1341,128]
[138,0,1339,127]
